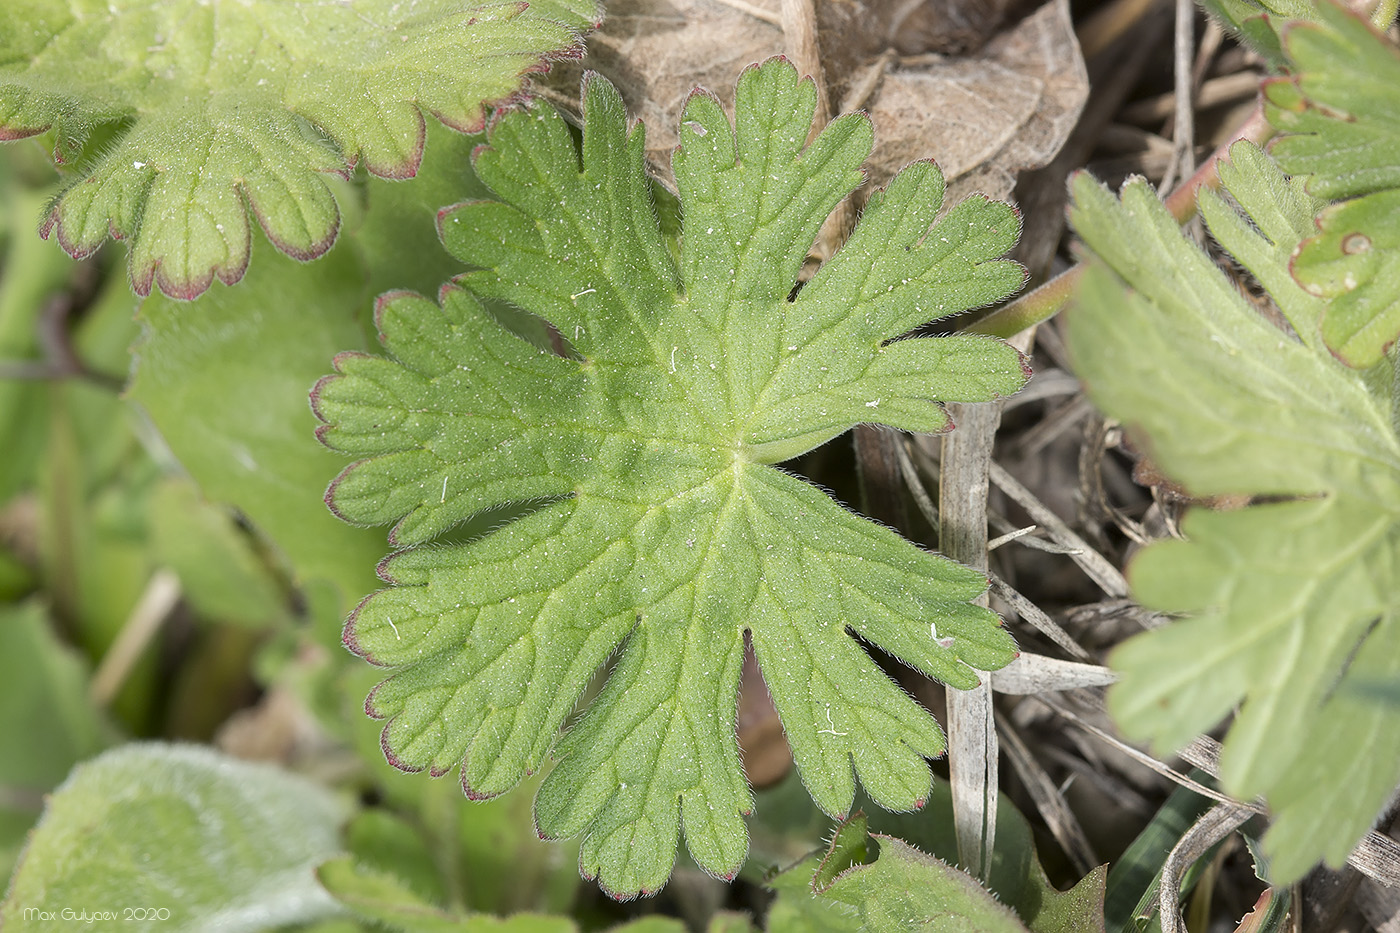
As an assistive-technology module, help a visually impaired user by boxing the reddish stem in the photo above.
[965,102,1276,339]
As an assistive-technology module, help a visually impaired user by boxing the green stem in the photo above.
[964,104,1276,340]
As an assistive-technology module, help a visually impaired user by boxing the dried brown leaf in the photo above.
[546,0,1087,202]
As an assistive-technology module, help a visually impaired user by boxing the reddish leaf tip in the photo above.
[323,468,354,523]
[375,551,401,583]
[381,730,423,773]
[373,289,421,332]
[309,374,338,422]
[461,776,502,801]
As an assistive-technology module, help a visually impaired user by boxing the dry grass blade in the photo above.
[988,460,1129,597]
[895,436,940,533]
[1158,0,1196,195]
[1352,835,1400,890]
[89,569,181,707]
[1176,738,1400,888]
[1122,71,1262,123]
[1003,367,1082,410]
[987,524,1039,550]
[990,652,1117,693]
[780,0,828,131]
[1032,693,1264,812]
[988,572,1096,661]
[711,0,783,26]
[940,400,1004,881]
[1011,394,1096,458]
[1160,803,1255,933]
[998,710,1101,875]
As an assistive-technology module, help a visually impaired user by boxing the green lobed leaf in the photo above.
[0,0,597,300]
[1067,157,1400,882]
[861,775,1105,933]
[1261,1,1400,367]
[1265,2,1400,201]
[820,836,1028,932]
[768,814,1029,932]
[1291,189,1400,368]
[314,59,1028,897]
[0,743,347,931]
[752,768,1106,933]
[1198,0,1316,65]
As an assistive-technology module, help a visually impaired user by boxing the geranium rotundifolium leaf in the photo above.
[1197,0,1315,66]
[1291,190,1400,367]
[766,814,1028,932]
[1067,161,1400,883]
[0,0,596,299]
[314,58,1028,898]
[1264,1,1400,201]
[1263,0,1400,366]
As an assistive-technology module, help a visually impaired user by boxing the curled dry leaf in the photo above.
[865,0,1089,201]
[545,0,1087,203]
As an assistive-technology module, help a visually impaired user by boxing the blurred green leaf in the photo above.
[346,809,449,909]
[70,261,142,382]
[0,601,110,879]
[1348,677,1400,704]
[450,774,582,917]
[1069,160,1400,883]
[701,914,760,933]
[604,919,687,933]
[130,235,386,618]
[0,602,108,789]
[355,121,487,301]
[1,743,348,931]
[38,383,160,726]
[0,549,34,602]
[317,856,577,933]
[149,478,289,629]
[0,183,72,502]
[765,854,855,932]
